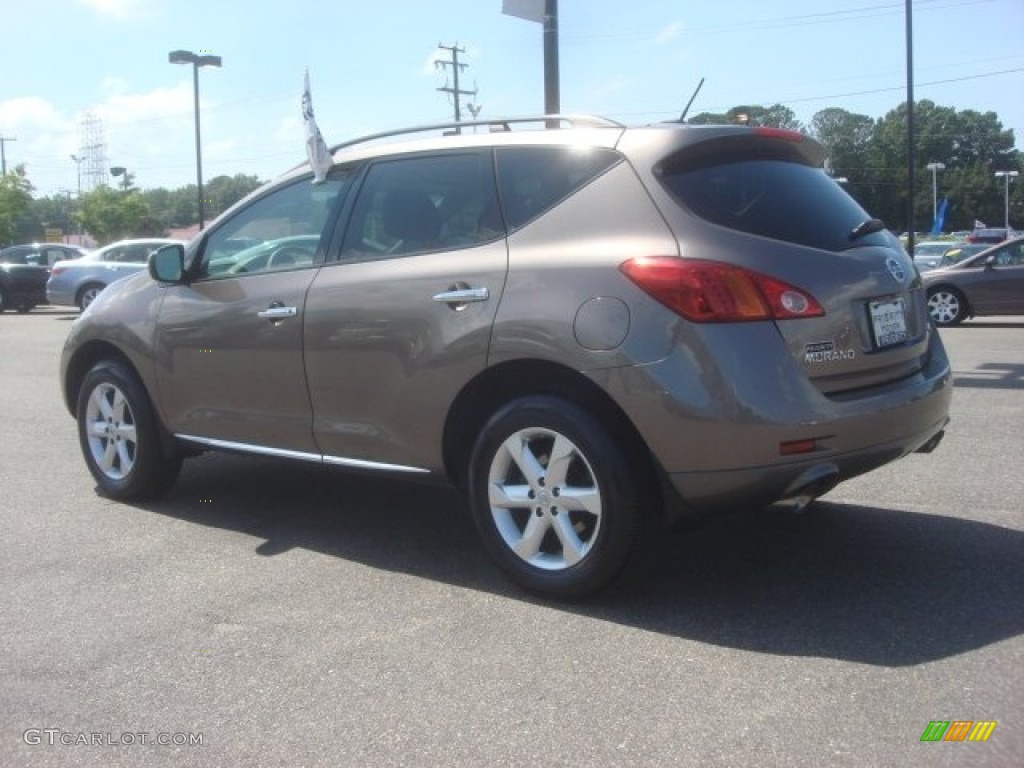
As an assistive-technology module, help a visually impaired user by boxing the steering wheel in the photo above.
[267,246,312,269]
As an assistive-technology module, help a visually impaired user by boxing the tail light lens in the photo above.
[51,266,65,276]
[620,257,824,323]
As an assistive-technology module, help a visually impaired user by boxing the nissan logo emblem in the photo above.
[886,256,906,283]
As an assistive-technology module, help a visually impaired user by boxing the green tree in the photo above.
[0,166,35,245]
[687,104,802,130]
[205,174,263,218]
[76,185,151,244]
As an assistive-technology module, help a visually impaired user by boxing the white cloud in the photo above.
[76,0,147,19]
[420,49,445,77]
[0,80,212,195]
[656,21,684,45]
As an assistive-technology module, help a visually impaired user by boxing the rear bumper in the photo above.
[590,324,953,513]
[46,283,75,306]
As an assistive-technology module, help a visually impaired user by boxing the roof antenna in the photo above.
[679,77,705,122]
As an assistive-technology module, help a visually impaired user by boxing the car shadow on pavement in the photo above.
[130,452,1024,669]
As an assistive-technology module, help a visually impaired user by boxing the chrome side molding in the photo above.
[175,434,430,474]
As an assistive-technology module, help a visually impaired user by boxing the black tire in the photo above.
[77,283,105,312]
[468,396,648,599]
[76,360,182,500]
[927,286,968,326]
[0,288,7,313]
[16,305,33,313]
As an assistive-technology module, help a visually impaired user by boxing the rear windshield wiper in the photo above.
[849,218,886,242]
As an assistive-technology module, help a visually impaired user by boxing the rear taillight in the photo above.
[620,257,824,323]
[51,266,65,276]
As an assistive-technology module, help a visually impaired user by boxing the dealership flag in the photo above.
[302,69,332,184]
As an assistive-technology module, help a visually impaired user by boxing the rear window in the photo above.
[660,158,890,252]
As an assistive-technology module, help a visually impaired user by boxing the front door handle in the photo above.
[432,285,489,309]
[257,303,298,321]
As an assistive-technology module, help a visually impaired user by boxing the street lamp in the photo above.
[926,162,945,228]
[70,154,84,196]
[994,170,1019,231]
[169,49,222,230]
[109,166,130,191]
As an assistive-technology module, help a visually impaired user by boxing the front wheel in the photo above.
[468,396,648,599]
[77,360,182,500]
[927,287,968,326]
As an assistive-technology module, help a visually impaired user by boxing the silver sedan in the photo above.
[47,238,185,311]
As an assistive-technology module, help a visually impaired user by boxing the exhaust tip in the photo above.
[770,464,841,515]
[914,430,945,454]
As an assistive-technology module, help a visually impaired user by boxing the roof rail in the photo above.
[327,114,624,153]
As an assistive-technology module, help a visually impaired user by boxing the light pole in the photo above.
[169,49,222,230]
[70,154,84,196]
[109,166,131,191]
[926,161,945,228]
[994,170,1019,231]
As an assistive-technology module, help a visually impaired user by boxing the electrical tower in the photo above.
[435,42,477,133]
[77,111,108,192]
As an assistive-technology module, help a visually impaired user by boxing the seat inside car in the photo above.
[381,189,440,254]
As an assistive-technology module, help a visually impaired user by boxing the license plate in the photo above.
[869,298,908,348]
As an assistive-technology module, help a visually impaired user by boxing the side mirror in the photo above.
[149,244,186,284]
[983,254,997,269]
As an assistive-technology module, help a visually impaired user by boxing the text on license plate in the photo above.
[869,298,908,348]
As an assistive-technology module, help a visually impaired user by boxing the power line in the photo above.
[609,65,1024,121]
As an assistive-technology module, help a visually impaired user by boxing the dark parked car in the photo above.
[0,243,89,313]
[59,116,952,597]
[966,227,1010,244]
[924,236,1024,325]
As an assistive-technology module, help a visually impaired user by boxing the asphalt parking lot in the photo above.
[2,307,1022,767]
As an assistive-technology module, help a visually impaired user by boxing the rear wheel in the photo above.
[927,287,968,326]
[77,283,105,311]
[0,288,7,312]
[468,396,648,599]
[77,360,182,500]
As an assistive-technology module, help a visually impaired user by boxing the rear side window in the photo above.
[340,151,500,262]
[661,158,890,252]
[496,146,622,230]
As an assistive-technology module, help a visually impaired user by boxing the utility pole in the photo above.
[0,136,16,175]
[435,42,476,134]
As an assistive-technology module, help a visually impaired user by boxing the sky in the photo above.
[2,0,1022,198]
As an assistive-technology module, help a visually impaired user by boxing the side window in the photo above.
[495,146,622,231]
[116,245,150,263]
[339,151,501,262]
[198,174,349,279]
[1001,242,1024,266]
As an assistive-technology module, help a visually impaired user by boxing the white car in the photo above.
[46,238,185,310]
